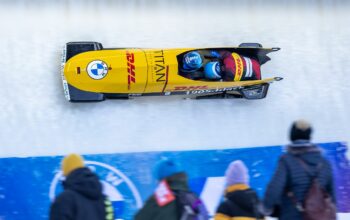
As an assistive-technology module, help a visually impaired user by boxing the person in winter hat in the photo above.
[215,160,264,220]
[153,157,183,180]
[225,160,250,186]
[61,153,85,176]
[263,120,336,220]
[289,119,312,143]
[50,154,114,220]
[135,158,209,220]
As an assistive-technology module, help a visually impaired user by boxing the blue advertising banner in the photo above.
[0,142,349,219]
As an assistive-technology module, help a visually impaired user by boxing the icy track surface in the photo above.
[0,1,349,158]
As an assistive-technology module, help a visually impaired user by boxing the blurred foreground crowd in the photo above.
[49,120,336,220]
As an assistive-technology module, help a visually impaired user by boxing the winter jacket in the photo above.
[215,184,264,220]
[50,167,114,220]
[263,141,335,220]
[135,172,207,220]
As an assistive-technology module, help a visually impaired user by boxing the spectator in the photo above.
[135,158,209,220]
[214,160,264,220]
[263,120,336,220]
[50,154,114,220]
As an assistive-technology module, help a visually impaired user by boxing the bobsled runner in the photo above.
[61,42,282,102]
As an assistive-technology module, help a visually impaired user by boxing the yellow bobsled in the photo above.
[61,42,282,102]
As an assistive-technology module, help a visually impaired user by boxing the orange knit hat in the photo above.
[61,154,84,176]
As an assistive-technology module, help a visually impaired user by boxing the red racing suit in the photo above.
[220,51,261,81]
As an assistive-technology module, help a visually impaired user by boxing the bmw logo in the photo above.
[87,60,108,80]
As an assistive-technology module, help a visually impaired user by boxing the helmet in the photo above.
[183,51,203,70]
[204,61,222,80]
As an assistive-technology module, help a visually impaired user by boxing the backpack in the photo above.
[174,191,209,220]
[288,157,336,220]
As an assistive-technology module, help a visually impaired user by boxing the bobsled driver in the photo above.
[180,50,261,81]
[180,51,207,80]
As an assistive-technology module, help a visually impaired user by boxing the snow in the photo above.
[0,1,349,158]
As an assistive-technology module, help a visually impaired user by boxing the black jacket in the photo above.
[263,141,335,220]
[135,172,208,220]
[215,184,264,220]
[50,167,114,220]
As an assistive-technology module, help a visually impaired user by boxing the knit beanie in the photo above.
[153,158,183,181]
[225,160,249,186]
[290,119,312,142]
[61,154,85,177]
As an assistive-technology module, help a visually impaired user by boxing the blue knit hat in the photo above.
[153,158,183,180]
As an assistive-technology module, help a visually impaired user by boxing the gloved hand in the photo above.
[210,50,220,58]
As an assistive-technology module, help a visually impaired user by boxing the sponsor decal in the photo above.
[172,85,236,95]
[174,86,208,91]
[126,51,136,90]
[232,53,244,81]
[161,65,169,93]
[61,79,70,101]
[86,60,108,80]
[153,50,166,82]
[243,57,253,78]
[129,93,142,97]
[154,180,175,206]
[186,87,236,95]
[60,45,70,101]
[50,161,142,218]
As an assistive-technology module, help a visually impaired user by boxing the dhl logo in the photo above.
[174,86,208,91]
[126,51,135,90]
[232,53,243,81]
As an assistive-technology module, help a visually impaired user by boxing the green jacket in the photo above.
[134,172,190,220]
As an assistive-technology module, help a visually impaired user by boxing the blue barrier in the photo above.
[0,142,349,219]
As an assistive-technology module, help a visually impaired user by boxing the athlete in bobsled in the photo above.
[179,50,261,81]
